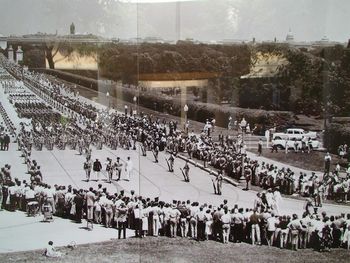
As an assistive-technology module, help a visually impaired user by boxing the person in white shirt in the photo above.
[273,188,283,216]
[266,213,279,246]
[169,205,181,238]
[221,209,231,244]
[25,186,36,202]
[151,203,161,237]
[189,203,199,239]
[94,197,102,224]
[44,241,62,258]
[133,204,142,237]
[204,209,213,240]
[85,188,96,223]
[125,157,133,181]
[44,185,56,214]
[103,196,114,228]
[8,182,18,211]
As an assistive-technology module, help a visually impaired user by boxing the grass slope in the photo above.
[1,237,349,263]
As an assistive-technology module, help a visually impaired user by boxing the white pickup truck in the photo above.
[272,128,317,141]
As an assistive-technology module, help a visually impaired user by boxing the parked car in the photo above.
[272,128,317,141]
[272,136,320,150]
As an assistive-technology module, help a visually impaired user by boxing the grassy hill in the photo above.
[1,237,349,263]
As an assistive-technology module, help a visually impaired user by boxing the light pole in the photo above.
[240,117,247,181]
[184,104,189,133]
[133,96,137,116]
[106,91,110,109]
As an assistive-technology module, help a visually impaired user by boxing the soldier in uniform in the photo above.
[182,161,190,182]
[86,147,92,161]
[114,157,123,181]
[83,158,92,182]
[244,166,252,190]
[141,141,147,156]
[106,158,113,183]
[61,133,67,150]
[38,134,44,151]
[216,171,223,195]
[72,134,78,150]
[48,135,54,150]
[78,138,84,155]
[167,153,174,172]
[153,143,159,163]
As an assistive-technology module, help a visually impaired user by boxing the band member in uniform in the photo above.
[181,161,190,182]
[61,133,67,150]
[48,135,54,150]
[152,143,159,163]
[244,166,252,190]
[78,138,84,155]
[106,158,113,183]
[114,157,123,181]
[141,141,147,156]
[216,171,223,195]
[72,134,78,150]
[83,158,92,182]
[38,135,44,151]
[167,153,175,172]
[211,171,217,194]
[86,147,92,161]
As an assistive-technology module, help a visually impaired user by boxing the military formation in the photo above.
[1,54,350,252]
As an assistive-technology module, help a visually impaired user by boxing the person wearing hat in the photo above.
[93,159,102,181]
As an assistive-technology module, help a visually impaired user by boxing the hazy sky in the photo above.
[0,0,349,42]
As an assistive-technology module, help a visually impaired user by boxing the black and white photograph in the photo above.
[0,0,350,262]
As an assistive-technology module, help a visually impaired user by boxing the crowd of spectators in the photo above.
[1,54,350,252]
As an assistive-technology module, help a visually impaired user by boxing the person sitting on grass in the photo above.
[44,241,62,258]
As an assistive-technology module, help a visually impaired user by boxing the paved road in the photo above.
[1,79,349,253]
